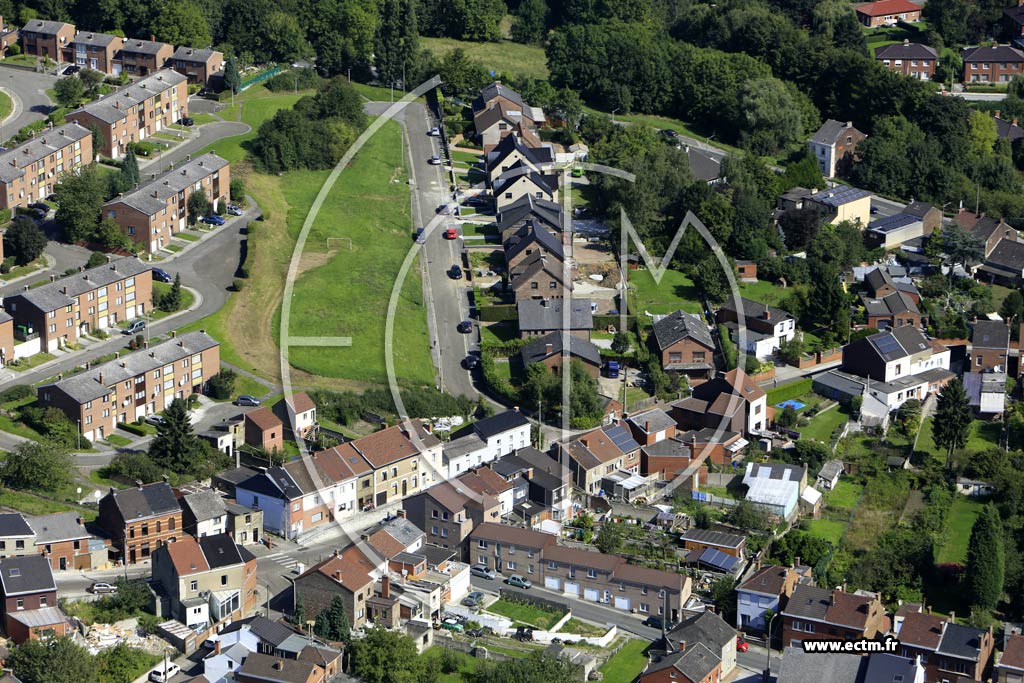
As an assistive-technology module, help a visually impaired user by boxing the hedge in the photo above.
[479,305,518,322]
[765,378,814,405]
[118,422,148,436]
[481,352,518,404]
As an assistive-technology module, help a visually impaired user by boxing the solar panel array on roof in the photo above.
[873,335,902,356]
[605,424,640,454]
[699,548,738,572]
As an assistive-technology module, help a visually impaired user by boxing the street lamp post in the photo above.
[763,611,779,683]
[611,108,620,124]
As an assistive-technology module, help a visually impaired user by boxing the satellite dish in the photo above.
[94,490,101,500]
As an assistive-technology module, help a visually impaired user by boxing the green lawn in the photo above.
[805,518,846,546]
[286,120,434,386]
[599,639,650,682]
[487,598,565,629]
[350,82,405,101]
[824,481,862,511]
[480,322,519,346]
[0,412,43,441]
[7,352,56,373]
[192,112,218,126]
[936,496,986,565]
[451,150,481,164]
[199,89,314,162]
[625,268,701,315]
[967,420,1002,451]
[102,434,132,447]
[562,618,608,637]
[738,280,802,309]
[798,406,849,443]
[915,417,941,458]
[0,89,12,122]
[150,282,195,321]
[0,489,96,520]
[176,231,200,242]
[419,647,481,683]
[421,37,548,79]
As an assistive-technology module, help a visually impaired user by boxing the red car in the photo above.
[444,227,457,239]
[736,636,749,652]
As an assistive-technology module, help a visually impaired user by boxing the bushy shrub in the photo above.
[265,68,322,92]
[0,385,33,403]
[232,279,245,291]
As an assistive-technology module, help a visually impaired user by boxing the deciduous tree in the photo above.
[9,636,98,683]
[511,0,548,45]
[150,0,212,50]
[0,440,72,492]
[3,216,47,265]
[53,75,84,108]
[55,165,105,243]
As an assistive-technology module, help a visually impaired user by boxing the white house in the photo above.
[816,460,844,491]
[181,489,229,538]
[444,410,531,479]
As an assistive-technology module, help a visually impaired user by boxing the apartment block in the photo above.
[67,69,187,158]
[3,256,151,353]
[19,19,74,61]
[0,122,92,210]
[115,37,174,77]
[170,46,224,86]
[97,481,182,564]
[37,331,220,441]
[104,152,230,252]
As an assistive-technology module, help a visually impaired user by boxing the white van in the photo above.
[149,661,180,682]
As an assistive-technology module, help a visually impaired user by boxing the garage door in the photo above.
[584,588,600,602]
[545,577,561,591]
[614,596,630,610]
[564,582,580,597]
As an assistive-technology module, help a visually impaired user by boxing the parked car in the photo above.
[604,361,620,379]
[122,319,146,335]
[444,227,457,240]
[436,203,452,215]
[227,204,244,216]
[28,202,50,214]
[514,626,534,642]
[428,155,442,165]
[202,636,220,649]
[201,215,226,226]
[428,126,440,136]
[149,662,180,683]
[736,636,749,652]
[457,320,473,334]
[441,617,464,632]
[463,355,480,370]
[414,227,426,244]
[470,564,496,579]
[448,265,462,280]
[642,615,670,630]
[466,628,486,637]
[661,129,679,139]
[461,591,485,607]
[144,415,165,427]
[505,575,532,589]
[62,65,81,75]
[88,582,117,594]
[464,196,487,207]
[151,267,173,283]
[235,395,261,407]
[181,116,195,126]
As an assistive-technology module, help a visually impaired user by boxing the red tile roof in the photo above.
[245,406,282,432]
[1001,634,1024,671]
[898,611,946,650]
[165,535,209,576]
[855,0,922,17]
[303,545,376,592]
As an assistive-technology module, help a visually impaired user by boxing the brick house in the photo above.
[468,523,556,574]
[736,564,802,632]
[970,320,1010,373]
[114,37,173,77]
[855,0,923,27]
[875,41,938,80]
[956,210,1020,259]
[504,221,564,274]
[559,423,642,494]
[781,584,889,648]
[66,31,119,73]
[510,253,572,302]
[103,152,230,253]
[862,291,923,330]
[244,407,284,453]
[97,481,182,564]
[690,368,769,435]
[27,512,92,571]
[4,256,151,353]
[19,20,75,62]
[37,331,220,442]
[963,45,1024,83]
[666,610,738,676]
[347,420,442,508]
[402,481,499,559]
[638,643,720,683]
[650,310,715,383]
[292,545,381,630]
[486,133,554,187]
[0,122,92,211]
[0,555,67,644]
[895,611,994,683]
[640,438,696,481]
[236,651,330,683]
[151,533,257,630]
[996,633,1024,683]
[808,120,867,178]
[496,193,563,239]
[170,46,224,86]
[67,69,187,159]
[234,457,345,541]
[520,331,602,378]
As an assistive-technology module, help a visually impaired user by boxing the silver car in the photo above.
[470,564,496,580]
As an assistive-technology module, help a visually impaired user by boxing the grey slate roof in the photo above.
[963,45,1024,63]
[0,555,55,596]
[8,256,150,313]
[778,646,865,683]
[504,221,564,262]
[511,252,570,289]
[667,610,735,649]
[182,489,228,523]
[938,622,989,659]
[517,298,592,332]
[861,291,919,317]
[473,82,527,113]
[496,194,563,233]
[27,512,88,544]
[493,162,556,196]
[199,534,244,569]
[863,653,922,683]
[996,116,1024,141]
[810,119,861,146]
[903,200,935,218]
[641,438,691,458]
[0,123,92,184]
[680,528,745,549]
[40,331,218,403]
[486,133,554,172]
[719,297,794,324]
[972,320,1010,349]
[238,466,302,501]
[782,583,832,621]
[875,42,938,61]
[21,19,72,35]
[172,46,220,63]
[107,152,229,216]
[817,460,844,483]
[71,69,186,125]
[0,513,33,538]
[986,239,1024,272]
[366,516,424,549]
[520,331,601,367]
[627,408,676,434]
[119,37,169,55]
[72,31,119,48]
[864,266,894,294]
[105,481,180,521]
[466,409,530,440]
[651,310,713,351]
[647,642,720,682]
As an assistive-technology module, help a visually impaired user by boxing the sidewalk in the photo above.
[144,198,257,263]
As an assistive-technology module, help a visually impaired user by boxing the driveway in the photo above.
[0,65,58,134]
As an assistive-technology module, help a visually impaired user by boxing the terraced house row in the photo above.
[0,122,92,211]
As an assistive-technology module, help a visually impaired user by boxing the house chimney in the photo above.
[950,611,956,623]
[214,640,221,655]
[397,508,406,519]
[677,640,686,653]
[1014,118,1019,127]
[99,371,103,384]
[334,570,343,582]
[274,661,284,671]
[49,275,55,282]
[171,331,176,338]
[795,556,802,567]
[762,309,771,321]
[150,34,155,42]
[996,110,1002,119]
[903,38,909,45]
[382,575,391,598]
[545,343,553,355]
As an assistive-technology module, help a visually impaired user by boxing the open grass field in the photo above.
[916,418,1001,459]
[797,406,848,443]
[487,598,565,629]
[737,280,801,308]
[0,90,12,122]
[626,268,701,316]
[805,518,846,546]
[202,88,314,163]
[285,120,434,386]
[936,496,986,565]
[599,639,650,682]
[422,37,549,80]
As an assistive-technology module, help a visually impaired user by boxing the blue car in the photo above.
[151,267,173,283]
[201,215,226,226]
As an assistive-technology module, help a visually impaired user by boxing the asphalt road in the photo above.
[365,100,479,399]
[0,65,58,134]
